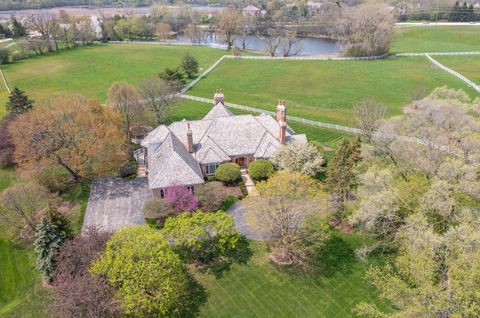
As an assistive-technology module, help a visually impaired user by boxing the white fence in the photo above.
[425,53,480,93]
[0,68,10,94]
[224,53,389,61]
[180,94,362,134]
[182,55,227,93]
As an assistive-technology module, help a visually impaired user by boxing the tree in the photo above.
[159,66,185,85]
[155,22,171,42]
[355,215,480,317]
[162,211,241,266]
[353,98,388,143]
[107,82,143,142]
[248,159,274,181]
[326,138,361,205]
[215,163,241,185]
[0,48,10,65]
[184,23,205,44]
[245,171,330,266]
[180,53,199,78]
[9,15,27,38]
[50,227,120,318]
[28,11,57,51]
[9,95,127,180]
[45,205,73,240]
[143,197,175,223]
[164,182,199,213]
[75,19,96,44]
[195,181,230,212]
[90,225,187,318]
[336,1,394,57]
[271,141,324,176]
[138,77,178,125]
[34,218,65,282]
[5,87,34,114]
[281,29,303,57]
[0,113,16,165]
[216,7,241,50]
[0,182,50,237]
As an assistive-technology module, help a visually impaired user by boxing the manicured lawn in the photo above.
[189,57,476,126]
[0,44,226,114]
[435,55,480,84]
[392,26,480,53]
[195,232,391,318]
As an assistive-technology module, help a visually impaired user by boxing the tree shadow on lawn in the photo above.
[173,272,208,318]
[313,233,357,277]
[198,236,253,279]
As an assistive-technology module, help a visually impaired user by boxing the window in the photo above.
[160,189,165,199]
[187,186,195,195]
[206,163,220,176]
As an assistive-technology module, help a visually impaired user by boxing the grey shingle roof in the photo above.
[148,132,204,189]
[203,102,234,120]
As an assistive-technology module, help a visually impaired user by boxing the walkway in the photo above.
[227,201,265,240]
[241,169,257,195]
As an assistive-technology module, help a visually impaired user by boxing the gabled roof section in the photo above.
[254,113,295,136]
[168,119,214,145]
[195,136,230,164]
[141,125,170,147]
[203,102,234,120]
[148,132,204,189]
[254,131,282,158]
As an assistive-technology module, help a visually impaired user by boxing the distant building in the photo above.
[242,5,261,16]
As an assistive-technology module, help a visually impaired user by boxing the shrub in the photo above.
[195,181,229,212]
[119,160,137,179]
[0,48,9,64]
[37,165,72,193]
[164,182,199,213]
[248,159,274,181]
[143,197,175,225]
[215,163,241,185]
[220,195,238,211]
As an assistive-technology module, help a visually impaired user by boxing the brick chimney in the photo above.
[187,123,194,153]
[276,99,286,122]
[279,121,287,144]
[214,89,225,105]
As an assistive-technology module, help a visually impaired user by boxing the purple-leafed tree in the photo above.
[164,182,199,213]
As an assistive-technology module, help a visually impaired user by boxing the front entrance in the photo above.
[235,157,246,168]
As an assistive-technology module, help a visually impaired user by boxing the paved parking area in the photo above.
[82,177,152,232]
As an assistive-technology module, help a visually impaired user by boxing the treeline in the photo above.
[396,2,478,21]
[0,0,154,11]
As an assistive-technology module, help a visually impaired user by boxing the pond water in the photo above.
[175,32,341,56]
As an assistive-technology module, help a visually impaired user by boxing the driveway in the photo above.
[227,201,266,240]
[82,177,152,232]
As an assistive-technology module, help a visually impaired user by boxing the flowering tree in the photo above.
[164,182,199,213]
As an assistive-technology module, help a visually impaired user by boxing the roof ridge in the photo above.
[253,130,269,155]
[150,134,176,187]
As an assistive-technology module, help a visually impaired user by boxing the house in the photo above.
[242,5,261,16]
[136,90,307,197]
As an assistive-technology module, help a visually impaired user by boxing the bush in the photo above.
[220,195,238,211]
[215,163,241,185]
[119,160,137,179]
[196,181,229,212]
[143,197,175,225]
[248,159,274,181]
[37,165,72,193]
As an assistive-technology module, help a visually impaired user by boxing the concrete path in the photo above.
[227,201,265,240]
[82,177,151,232]
[241,170,257,195]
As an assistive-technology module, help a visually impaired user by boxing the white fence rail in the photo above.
[0,68,10,94]
[182,55,227,93]
[224,53,389,61]
[425,53,480,93]
[180,94,361,134]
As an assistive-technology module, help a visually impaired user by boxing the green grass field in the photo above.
[189,57,476,126]
[0,44,225,106]
[392,26,480,53]
[196,233,390,318]
[435,55,480,83]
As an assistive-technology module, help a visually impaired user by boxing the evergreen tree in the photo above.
[9,16,26,39]
[34,218,65,282]
[449,1,460,21]
[6,87,33,114]
[326,137,362,206]
[461,1,469,21]
[159,66,185,84]
[468,4,476,21]
[45,205,73,240]
[180,53,199,78]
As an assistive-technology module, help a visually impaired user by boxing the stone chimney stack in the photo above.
[214,89,225,105]
[276,99,286,122]
[187,123,194,153]
[279,121,287,144]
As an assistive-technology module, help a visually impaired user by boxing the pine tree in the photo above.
[326,137,362,206]
[5,87,33,114]
[34,218,65,282]
[180,53,199,78]
[449,1,460,21]
[45,205,73,240]
[9,16,26,39]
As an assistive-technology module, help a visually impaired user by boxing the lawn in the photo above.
[189,57,476,126]
[435,55,480,84]
[195,232,391,318]
[392,26,480,53]
[0,43,226,114]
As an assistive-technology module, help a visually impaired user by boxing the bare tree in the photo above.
[216,7,241,50]
[353,98,388,143]
[108,82,143,142]
[184,23,204,44]
[138,77,178,125]
[75,18,96,45]
[336,1,394,57]
[281,29,303,57]
[237,16,252,50]
[155,22,171,42]
[29,11,57,52]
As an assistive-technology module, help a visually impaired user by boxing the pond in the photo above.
[175,32,341,56]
